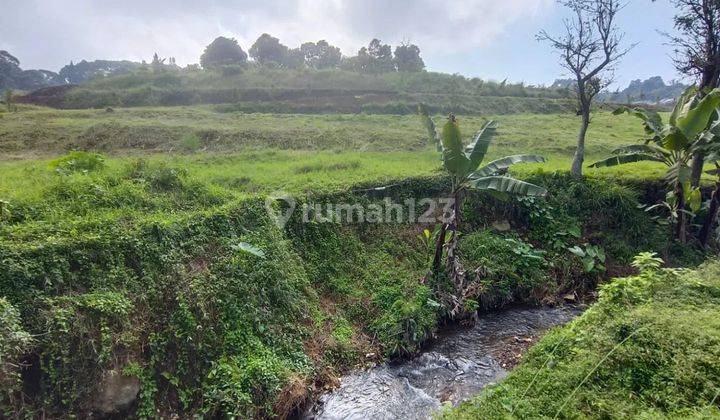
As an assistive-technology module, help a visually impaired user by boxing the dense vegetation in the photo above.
[3,0,720,418]
[0,160,703,416]
[1,99,710,416]
[443,256,720,419]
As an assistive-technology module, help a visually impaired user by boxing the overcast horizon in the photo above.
[1,0,685,88]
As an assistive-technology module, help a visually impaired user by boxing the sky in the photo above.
[0,0,684,88]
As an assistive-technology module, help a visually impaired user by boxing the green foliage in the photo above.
[0,103,710,418]
[0,199,10,223]
[371,286,438,355]
[32,65,574,110]
[200,36,248,69]
[458,230,551,308]
[0,298,33,414]
[179,134,202,153]
[568,243,606,273]
[443,258,720,419]
[49,151,106,175]
[436,115,547,196]
[592,89,720,179]
[520,173,673,265]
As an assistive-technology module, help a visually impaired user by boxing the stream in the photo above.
[303,306,582,420]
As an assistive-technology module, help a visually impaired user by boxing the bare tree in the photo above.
[659,0,720,187]
[538,0,630,177]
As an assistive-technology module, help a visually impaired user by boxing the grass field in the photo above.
[0,106,673,232]
[0,106,641,158]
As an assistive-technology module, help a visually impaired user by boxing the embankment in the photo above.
[0,173,704,417]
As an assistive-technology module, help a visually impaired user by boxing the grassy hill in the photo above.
[16,68,576,114]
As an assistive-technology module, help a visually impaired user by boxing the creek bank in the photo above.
[303,306,582,420]
[0,174,706,417]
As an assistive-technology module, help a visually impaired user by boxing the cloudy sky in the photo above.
[1,0,682,88]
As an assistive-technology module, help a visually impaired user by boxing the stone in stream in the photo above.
[304,307,580,420]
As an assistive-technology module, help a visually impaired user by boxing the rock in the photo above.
[492,220,511,232]
[91,370,140,414]
[563,293,577,302]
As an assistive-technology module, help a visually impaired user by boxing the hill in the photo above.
[0,51,145,92]
[553,76,689,105]
[0,51,63,91]
[15,67,575,114]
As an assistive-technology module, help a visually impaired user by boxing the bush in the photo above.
[179,134,202,153]
[0,298,33,415]
[49,151,106,174]
[458,230,552,308]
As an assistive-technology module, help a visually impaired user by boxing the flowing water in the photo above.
[303,306,582,420]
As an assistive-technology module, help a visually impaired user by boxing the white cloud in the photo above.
[0,0,554,70]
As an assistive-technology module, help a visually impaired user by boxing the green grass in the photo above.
[77,68,567,98]
[0,106,644,159]
[0,107,683,236]
[442,258,720,419]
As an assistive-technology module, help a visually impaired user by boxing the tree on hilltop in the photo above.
[394,43,425,72]
[200,37,248,68]
[249,33,289,67]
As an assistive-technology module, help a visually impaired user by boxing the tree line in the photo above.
[200,34,425,73]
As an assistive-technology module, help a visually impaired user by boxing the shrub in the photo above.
[0,298,33,415]
[49,151,106,175]
[179,134,202,153]
[458,230,552,308]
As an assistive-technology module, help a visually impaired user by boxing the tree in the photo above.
[151,52,166,72]
[658,0,720,187]
[420,112,547,320]
[282,48,305,69]
[300,40,342,69]
[367,39,395,73]
[538,0,630,177]
[200,37,248,68]
[249,33,288,67]
[589,87,720,243]
[355,47,372,73]
[394,43,425,72]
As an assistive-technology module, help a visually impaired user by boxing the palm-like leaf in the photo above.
[441,116,470,177]
[611,144,670,158]
[468,176,547,196]
[472,154,546,178]
[465,120,498,172]
[665,162,692,185]
[660,126,691,151]
[670,86,699,126]
[675,88,720,142]
[418,104,441,151]
[589,153,665,168]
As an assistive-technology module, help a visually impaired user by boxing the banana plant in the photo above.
[427,114,547,320]
[589,87,720,243]
[418,104,441,151]
[699,157,720,247]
